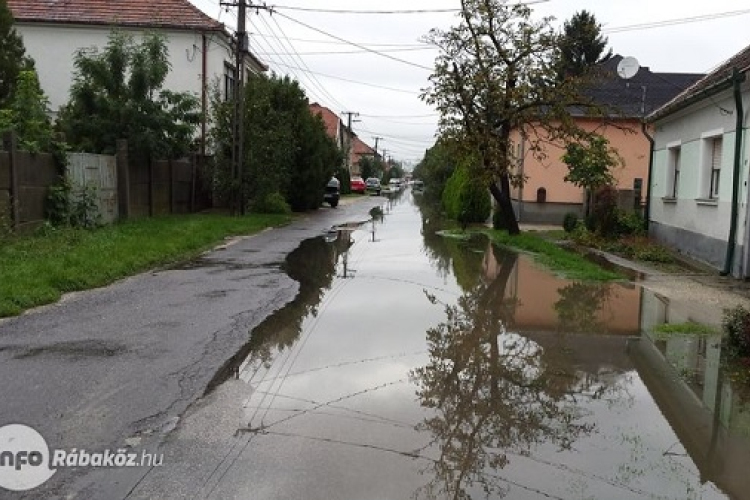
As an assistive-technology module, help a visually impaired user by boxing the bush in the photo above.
[442,164,491,225]
[615,210,645,237]
[723,305,750,359]
[562,212,578,233]
[45,177,101,229]
[336,168,351,195]
[252,192,291,214]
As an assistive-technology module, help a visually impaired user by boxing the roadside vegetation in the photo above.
[651,322,719,339]
[484,229,624,281]
[0,213,291,317]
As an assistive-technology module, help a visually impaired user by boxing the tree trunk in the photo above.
[489,173,520,235]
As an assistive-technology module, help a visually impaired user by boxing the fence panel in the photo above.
[67,153,118,224]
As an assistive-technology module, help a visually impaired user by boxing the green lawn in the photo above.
[483,229,625,281]
[0,213,292,317]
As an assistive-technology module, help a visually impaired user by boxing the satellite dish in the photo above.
[617,56,640,79]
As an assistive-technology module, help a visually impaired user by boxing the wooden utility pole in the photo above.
[220,0,249,215]
[342,111,359,175]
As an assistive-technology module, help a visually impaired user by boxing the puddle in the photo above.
[189,191,743,500]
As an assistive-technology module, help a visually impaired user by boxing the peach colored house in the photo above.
[512,56,701,224]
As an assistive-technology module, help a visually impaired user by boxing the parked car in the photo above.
[324,176,340,208]
[388,178,404,191]
[365,177,381,195]
[412,180,424,192]
[350,176,366,194]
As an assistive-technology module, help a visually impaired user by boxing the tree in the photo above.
[209,73,340,212]
[358,155,383,181]
[422,0,601,235]
[561,134,621,216]
[57,31,200,160]
[0,70,53,151]
[413,139,458,202]
[556,10,612,81]
[0,0,34,106]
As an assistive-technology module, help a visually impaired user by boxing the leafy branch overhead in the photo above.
[421,0,612,234]
[57,30,200,160]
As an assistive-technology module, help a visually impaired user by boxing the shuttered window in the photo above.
[709,137,722,199]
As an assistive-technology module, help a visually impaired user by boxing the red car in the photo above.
[350,176,366,194]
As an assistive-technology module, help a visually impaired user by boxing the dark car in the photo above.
[365,177,381,195]
[323,177,340,208]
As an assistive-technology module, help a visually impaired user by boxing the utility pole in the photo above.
[373,136,383,160]
[342,111,359,175]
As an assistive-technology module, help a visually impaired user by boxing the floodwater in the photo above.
[158,189,750,500]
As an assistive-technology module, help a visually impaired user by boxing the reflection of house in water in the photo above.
[632,288,750,499]
[481,243,642,336]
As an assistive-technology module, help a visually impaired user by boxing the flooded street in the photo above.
[131,189,750,500]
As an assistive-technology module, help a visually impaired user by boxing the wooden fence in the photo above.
[1,132,213,231]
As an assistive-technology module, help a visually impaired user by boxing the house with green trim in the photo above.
[647,44,750,277]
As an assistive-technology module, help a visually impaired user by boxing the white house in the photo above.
[648,44,750,277]
[7,0,266,155]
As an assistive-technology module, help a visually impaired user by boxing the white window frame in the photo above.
[700,129,723,200]
[666,141,681,199]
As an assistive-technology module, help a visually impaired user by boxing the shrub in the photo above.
[45,177,101,229]
[562,212,578,233]
[442,164,491,224]
[252,192,291,214]
[723,305,750,359]
[336,168,351,195]
[615,210,645,237]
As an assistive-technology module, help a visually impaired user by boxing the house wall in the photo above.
[512,118,650,224]
[649,84,750,276]
[15,24,236,114]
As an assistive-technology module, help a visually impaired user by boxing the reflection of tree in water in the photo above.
[412,244,596,500]
[554,282,612,334]
[208,237,337,390]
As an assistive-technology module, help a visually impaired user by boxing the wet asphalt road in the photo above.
[0,197,379,499]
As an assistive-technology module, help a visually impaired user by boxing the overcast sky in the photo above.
[192,0,750,167]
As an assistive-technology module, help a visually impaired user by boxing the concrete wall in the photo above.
[15,24,238,114]
[650,82,750,276]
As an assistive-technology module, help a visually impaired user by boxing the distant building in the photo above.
[309,102,375,176]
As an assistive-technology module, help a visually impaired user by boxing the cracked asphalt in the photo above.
[0,196,378,499]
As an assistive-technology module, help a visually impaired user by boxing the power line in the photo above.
[264,61,420,94]
[254,46,438,56]
[249,32,429,48]
[605,8,750,34]
[271,11,434,71]
[269,1,550,14]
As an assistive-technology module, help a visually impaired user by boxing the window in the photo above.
[668,146,680,198]
[708,137,722,199]
[536,187,547,203]
[224,63,236,102]
[633,178,643,208]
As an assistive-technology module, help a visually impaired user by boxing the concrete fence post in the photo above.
[116,139,130,220]
[2,131,20,230]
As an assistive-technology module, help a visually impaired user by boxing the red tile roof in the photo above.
[649,43,750,121]
[7,0,224,32]
[352,136,374,157]
[309,102,340,142]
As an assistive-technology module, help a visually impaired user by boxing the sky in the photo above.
[191,0,750,168]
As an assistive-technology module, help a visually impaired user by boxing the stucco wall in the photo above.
[650,84,750,275]
[512,118,651,206]
[15,24,235,113]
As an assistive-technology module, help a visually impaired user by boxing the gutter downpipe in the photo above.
[721,68,746,276]
[201,33,208,158]
[641,121,655,231]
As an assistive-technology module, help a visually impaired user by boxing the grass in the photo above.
[652,322,719,337]
[0,213,292,318]
[482,229,625,281]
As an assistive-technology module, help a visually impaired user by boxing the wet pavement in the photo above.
[4,189,750,499]
[122,190,750,499]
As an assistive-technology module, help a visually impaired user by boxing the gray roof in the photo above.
[648,43,750,121]
[576,55,703,119]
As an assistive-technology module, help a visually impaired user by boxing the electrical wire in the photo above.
[604,8,750,34]
[271,11,434,71]
[254,46,438,56]
[269,1,550,14]
[249,32,429,48]
[263,61,420,95]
